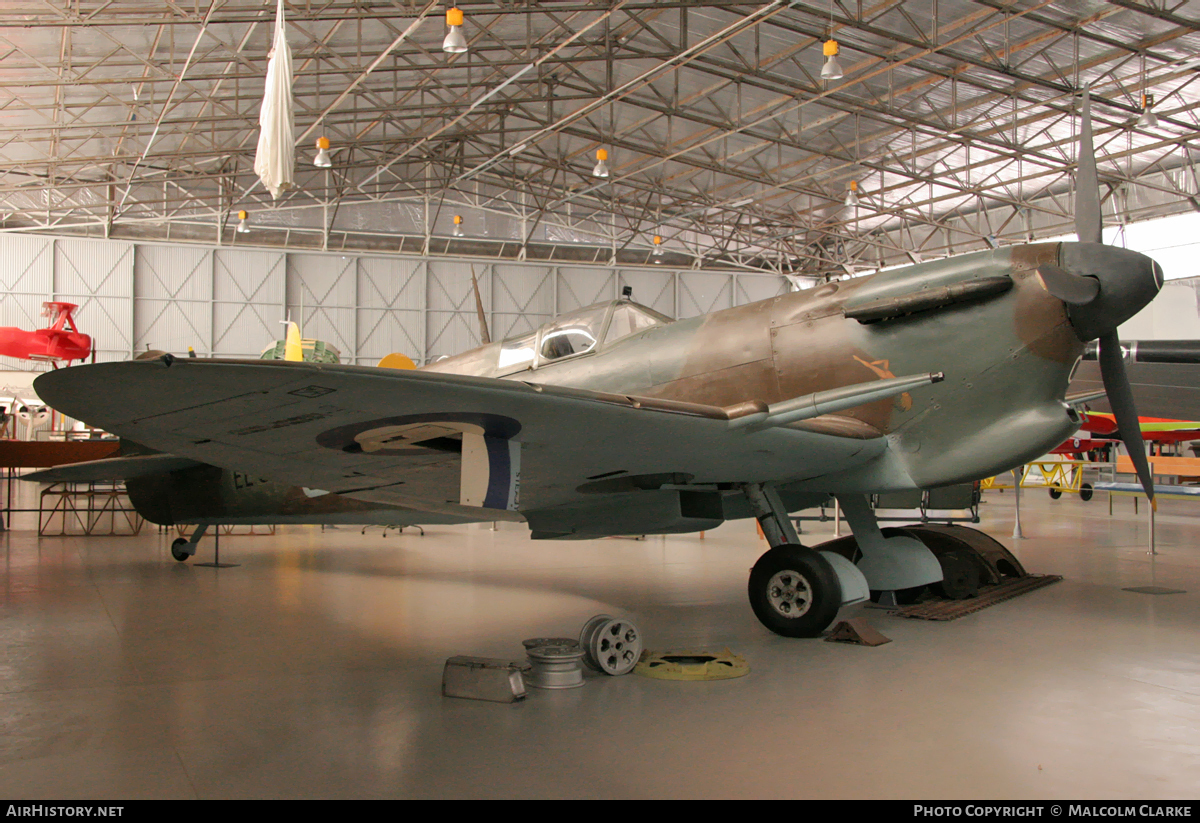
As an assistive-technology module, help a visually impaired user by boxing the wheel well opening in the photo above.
[996,559,1020,579]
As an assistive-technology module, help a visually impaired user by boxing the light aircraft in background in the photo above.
[0,302,91,366]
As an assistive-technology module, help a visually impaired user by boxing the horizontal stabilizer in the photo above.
[23,453,207,483]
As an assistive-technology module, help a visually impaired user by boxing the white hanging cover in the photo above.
[253,0,295,199]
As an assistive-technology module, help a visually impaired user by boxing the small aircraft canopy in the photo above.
[605,302,666,344]
[495,298,671,374]
[539,304,608,362]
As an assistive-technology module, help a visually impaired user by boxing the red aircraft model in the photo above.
[0,302,92,366]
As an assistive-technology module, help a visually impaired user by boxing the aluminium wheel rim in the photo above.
[765,569,813,618]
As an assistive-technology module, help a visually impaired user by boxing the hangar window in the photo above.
[538,306,606,363]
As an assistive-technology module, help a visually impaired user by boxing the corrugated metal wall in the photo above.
[0,235,790,371]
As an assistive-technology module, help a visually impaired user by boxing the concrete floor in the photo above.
[1,485,1198,799]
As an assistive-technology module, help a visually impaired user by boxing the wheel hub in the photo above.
[766,569,812,618]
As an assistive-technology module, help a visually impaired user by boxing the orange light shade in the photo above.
[653,235,662,245]
[238,210,248,220]
[849,180,858,192]
[823,39,839,57]
[596,148,608,161]
[316,136,330,150]
[453,215,463,224]
[446,7,463,26]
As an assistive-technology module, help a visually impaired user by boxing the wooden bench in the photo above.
[1115,455,1200,482]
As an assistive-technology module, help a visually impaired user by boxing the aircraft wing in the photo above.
[34,358,899,528]
[24,453,207,483]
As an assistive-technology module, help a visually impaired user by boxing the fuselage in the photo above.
[424,241,1132,492]
[112,239,1163,526]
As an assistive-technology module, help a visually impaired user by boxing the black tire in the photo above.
[170,537,191,562]
[1080,483,1094,502]
[1048,488,1062,500]
[869,586,925,605]
[748,544,842,637]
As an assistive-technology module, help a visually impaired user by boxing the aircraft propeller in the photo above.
[1029,88,1158,504]
[1070,87,1156,505]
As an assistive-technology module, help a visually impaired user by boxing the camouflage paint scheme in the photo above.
[30,240,1159,540]
[430,242,1079,493]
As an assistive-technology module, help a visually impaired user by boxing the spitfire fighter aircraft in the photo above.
[29,91,1163,637]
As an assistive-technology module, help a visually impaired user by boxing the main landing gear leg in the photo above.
[835,494,943,603]
[741,484,865,637]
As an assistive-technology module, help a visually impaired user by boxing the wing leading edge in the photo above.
[34,357,919,525]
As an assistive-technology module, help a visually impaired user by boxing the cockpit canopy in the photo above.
[496,299,671,375]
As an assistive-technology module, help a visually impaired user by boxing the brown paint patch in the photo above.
[790,414,883,439]
[770,314,899,433]
[676,299,776,377]
[1009,242,1060,273]
[650,358,780,408]
[1012,269,1082,365]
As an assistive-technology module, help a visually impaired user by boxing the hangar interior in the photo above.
[1,0,1199,799]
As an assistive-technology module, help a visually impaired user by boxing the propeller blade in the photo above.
[1036,265,1100,305]
[1076,86,1103,244]
[1098,330,1154,505]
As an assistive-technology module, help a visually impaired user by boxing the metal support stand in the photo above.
[833,497,841,537]
[1148,501,1157,556]
[1012,466,1025,539]
[194,529,239,568]
[1,467,12,532]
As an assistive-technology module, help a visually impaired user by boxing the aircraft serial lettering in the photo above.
[232,472,271,490]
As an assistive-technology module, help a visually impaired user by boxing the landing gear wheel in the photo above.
[579,615,642,676]
[748,544,841,638]
[1048,488,1062,500]
[170,537,191,562]
[1080,483,1094,502]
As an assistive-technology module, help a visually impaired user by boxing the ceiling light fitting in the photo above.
[844,180,859,207]
[443,7,467,54]
[593,148,610,178]
[1137,93,1159,129]
[453,214,464,237]
[314,136,332,168]
[821,39,843,81]
[652,235,664,258]
[236,210,250,233]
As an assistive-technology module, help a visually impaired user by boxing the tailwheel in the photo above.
[748,544,842,638]
[170,537,191,563]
